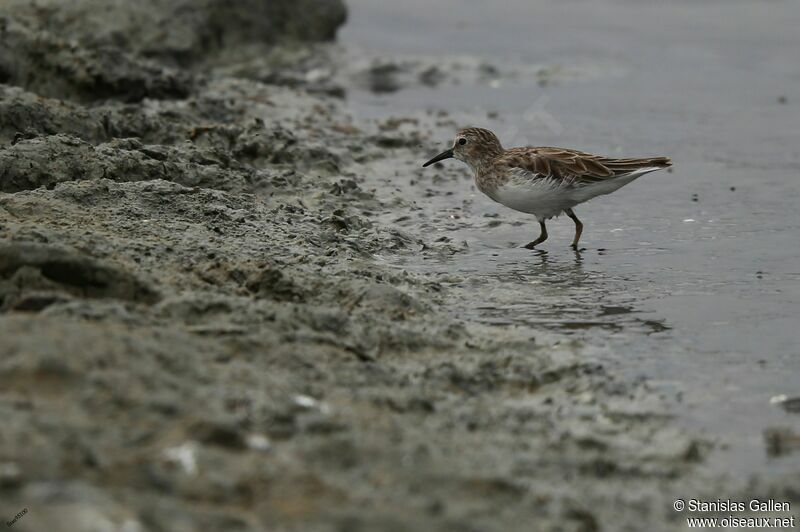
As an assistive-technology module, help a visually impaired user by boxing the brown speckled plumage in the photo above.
[454,127,671,191]
[495,146,670,184]
[423,127,672,249]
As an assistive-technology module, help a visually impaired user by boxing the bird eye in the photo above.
[458,138,467,146]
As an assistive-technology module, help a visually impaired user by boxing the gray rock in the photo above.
[0,18,193,103]
[0,134,261,193]
[0,0,346,66]
[0,241,159,308]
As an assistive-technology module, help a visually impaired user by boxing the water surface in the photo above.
[341,0,800,474]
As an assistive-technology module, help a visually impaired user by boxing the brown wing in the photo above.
[497,146,671,186]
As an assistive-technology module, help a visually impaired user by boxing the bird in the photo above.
[422,127,671,250]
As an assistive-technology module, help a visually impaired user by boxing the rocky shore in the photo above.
[0,1,796,531]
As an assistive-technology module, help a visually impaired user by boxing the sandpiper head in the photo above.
[422,127,503,169]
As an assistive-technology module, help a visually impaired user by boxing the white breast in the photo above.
[485,167,660,221]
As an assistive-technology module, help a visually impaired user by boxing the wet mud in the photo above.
[1,1,798,531]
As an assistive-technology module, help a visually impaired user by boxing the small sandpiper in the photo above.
[423,127,671,249]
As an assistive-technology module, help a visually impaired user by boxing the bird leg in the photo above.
[565,208,583,249]
[524,221,548,249]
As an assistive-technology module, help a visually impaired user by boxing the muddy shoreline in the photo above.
[0,1,797,530]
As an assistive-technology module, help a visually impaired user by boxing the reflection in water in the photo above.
[417,246,668,336]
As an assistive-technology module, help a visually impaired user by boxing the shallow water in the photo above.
[341,0,800,474]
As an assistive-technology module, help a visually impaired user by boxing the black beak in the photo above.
[422,148,454,168]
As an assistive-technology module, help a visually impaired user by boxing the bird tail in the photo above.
[601,156,671,177]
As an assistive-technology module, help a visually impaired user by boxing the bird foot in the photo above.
[523,242,538,250]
